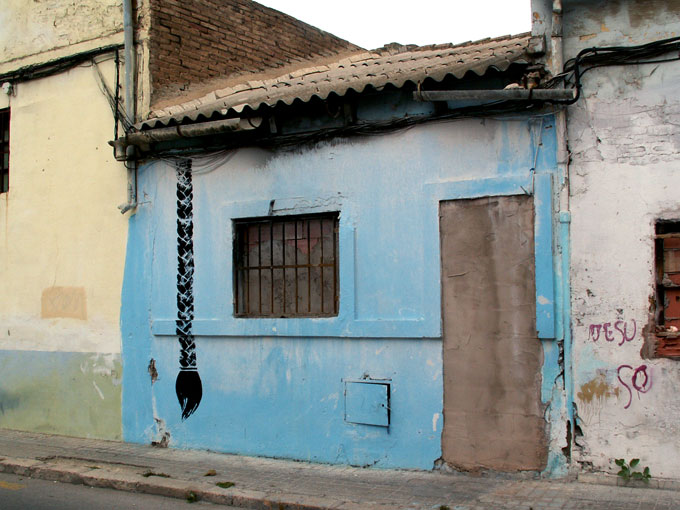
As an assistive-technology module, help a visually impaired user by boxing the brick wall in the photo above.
[148,0,361,106]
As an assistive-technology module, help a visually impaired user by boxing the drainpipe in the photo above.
[551,0,575,467]
[109,117,263,160]
[120,0,137,214]
[413,89,576,102]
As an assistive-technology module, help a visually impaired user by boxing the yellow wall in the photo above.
[0,0,123,73]
[0,58,129,354]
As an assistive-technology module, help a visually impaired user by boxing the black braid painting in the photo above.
[175,159,202,420]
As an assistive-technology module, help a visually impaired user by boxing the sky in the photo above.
[257,1,532,50]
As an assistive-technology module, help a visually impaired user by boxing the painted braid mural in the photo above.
[175,159,202,419]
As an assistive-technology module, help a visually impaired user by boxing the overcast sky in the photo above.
[257,1,532,50]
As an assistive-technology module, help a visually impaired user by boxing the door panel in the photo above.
[440,196,547,471]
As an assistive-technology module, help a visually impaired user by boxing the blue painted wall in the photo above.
[121,113,560,469]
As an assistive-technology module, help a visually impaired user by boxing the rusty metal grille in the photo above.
[0,109,9,193]
[234,213,339,317]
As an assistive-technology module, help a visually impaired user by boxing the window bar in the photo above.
[245,226,250,315]
[234,229,240,315]
[333,220,338,314]
[320,219,325,314]
[270,221,274,315]
[258,224,262,315]
[295,220,299,314]
[307,219,311,313]
[282,222,286,315]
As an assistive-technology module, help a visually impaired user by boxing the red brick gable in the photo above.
[148,0,361,107]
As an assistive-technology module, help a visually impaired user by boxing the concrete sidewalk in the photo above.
[0,429,677,510]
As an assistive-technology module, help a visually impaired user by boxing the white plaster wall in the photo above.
[564,0,680,479]
[0,0,123,73]
[0,59,129,353]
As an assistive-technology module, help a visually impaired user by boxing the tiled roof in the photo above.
[140,33,531,130]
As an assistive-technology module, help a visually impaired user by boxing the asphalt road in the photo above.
[0,472,237,509]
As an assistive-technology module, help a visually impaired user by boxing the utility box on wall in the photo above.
[344,379,390,427]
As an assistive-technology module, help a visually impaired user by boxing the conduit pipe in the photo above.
[550,0,576,467]
[110,117,263,161]
[413,89,576,102]
[119,0,137,214]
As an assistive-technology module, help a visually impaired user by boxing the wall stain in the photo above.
[41,286,87,320]
[577,373,620,403]
[628,0,680,28]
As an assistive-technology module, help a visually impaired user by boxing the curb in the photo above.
[578,472,680,492]
[0,457,344,510]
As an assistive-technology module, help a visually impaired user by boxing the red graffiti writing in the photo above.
[617,364,651,409]
[589,319,636,346]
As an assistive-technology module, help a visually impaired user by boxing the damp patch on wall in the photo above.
[41,286,87,320]
[0,350,121,439]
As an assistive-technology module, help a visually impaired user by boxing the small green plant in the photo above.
[216,481,234,489]
[185,491,198,503]
[615,458,651,483]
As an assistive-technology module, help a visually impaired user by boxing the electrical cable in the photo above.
[545,36,680,104]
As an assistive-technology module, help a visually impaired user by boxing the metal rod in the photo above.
[270,221,274,314]
[234,229,239,315]
[245,227,250,315]
[237,263,335,271]
[307,220,311,313]
[258,224,262,314]
[295,221,299,314]
[413,88,577,102]
[320,219,325,314]
[282,222,286,315]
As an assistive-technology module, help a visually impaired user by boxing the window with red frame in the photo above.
[655,221,680,357]
[0,109,8,193]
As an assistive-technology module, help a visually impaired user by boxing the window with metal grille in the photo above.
[233,213,339,317]
[0,109,8,193]
[655,221,680,357]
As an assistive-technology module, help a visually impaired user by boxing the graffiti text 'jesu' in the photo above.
[588,319,636,346]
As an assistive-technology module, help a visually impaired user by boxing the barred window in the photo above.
[655,221,680,357]
[233,213,339,317]
[0,109,9,193]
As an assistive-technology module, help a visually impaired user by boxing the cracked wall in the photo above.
[0,16,128,437]
[564,0,680,479]
[120,116,559,470]
[0,0,123,73]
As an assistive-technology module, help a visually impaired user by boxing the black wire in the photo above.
[148,99,547,158]
[114,50,120,141]
[549,36,680,105]
[0,44,123,83]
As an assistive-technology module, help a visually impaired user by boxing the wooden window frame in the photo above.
[233,212,339,318]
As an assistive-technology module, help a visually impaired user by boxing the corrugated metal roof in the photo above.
[140,33,531,130]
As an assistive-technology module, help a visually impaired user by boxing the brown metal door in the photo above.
[440,196,547,472]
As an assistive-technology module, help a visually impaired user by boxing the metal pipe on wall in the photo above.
[120,0,137,214]
[413,89,576,102]
[551,0,576,464]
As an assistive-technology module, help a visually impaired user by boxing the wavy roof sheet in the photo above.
[140,33,531,130]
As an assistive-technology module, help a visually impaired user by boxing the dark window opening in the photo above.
[0,108,9,193]
[655,221,680,357]
[233,213,339,318]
